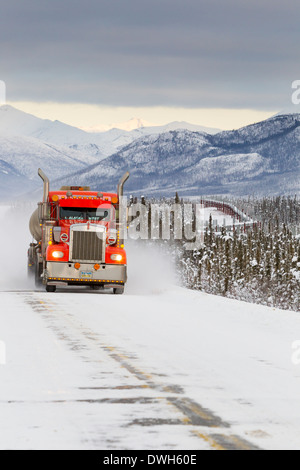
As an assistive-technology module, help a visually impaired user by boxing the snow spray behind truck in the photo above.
[28,169,129,294]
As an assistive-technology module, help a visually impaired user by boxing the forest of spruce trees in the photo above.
[129,195,300,312]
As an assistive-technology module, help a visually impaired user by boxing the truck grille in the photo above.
[71,230,104,262]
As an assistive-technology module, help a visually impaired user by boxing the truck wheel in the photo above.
[27,243,36,279]
[27,264,35,279]
[113,287,124,295]
[46,285,56,293]
[35,262,43,287]
[91,285,101,290]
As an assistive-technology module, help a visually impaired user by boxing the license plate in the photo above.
[80,271,93,279]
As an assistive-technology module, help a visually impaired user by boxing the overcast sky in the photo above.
[1,0,300,128]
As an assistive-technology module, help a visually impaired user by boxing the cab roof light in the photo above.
[60,186,91,191]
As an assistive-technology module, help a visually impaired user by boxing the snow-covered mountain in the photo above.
[146,121,221,135]
[0,105,221,198]
[0,105,111,159]
[274,105,300,117]
[0,134,98,198]
[0,105,220,161]
[0,105,94,146]
[82,117,220,134]
[61,114,300,197]
[1,104,299,198]
[82,117,155,133]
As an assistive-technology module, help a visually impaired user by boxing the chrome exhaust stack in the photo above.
[117,171,130,200]
[117,172,130,242]
[38,168,50,203]
[38,168,50,221]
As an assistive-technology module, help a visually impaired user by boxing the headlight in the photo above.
[52,251,65,259]
[110,254,122,262]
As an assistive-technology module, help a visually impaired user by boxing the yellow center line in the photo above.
[192,431,226,451]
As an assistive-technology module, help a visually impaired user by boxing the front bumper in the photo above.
[45,262,127,287]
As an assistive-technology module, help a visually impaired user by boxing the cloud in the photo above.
[0,0,299,109]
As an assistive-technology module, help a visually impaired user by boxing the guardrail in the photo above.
[198,198,260,233]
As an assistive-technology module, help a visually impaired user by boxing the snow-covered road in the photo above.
[1,285,300,450]
[1,204,300,450]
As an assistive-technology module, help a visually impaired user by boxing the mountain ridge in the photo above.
[0,105,299,198]
[58,115,300,197]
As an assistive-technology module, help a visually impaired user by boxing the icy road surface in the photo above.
[0,204,300,450]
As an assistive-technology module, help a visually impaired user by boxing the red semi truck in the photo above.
[28,169,129,293]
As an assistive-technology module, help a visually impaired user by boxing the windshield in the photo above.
[60,207,111,222]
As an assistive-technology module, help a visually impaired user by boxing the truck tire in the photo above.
[91,285,101,291]
[27,243,37,279]
[113,287,124,295]
[46,285,56,293]
[35,261,43,287]
[27,264,35,279]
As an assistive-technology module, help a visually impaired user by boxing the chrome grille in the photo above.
[71,230,104,262]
